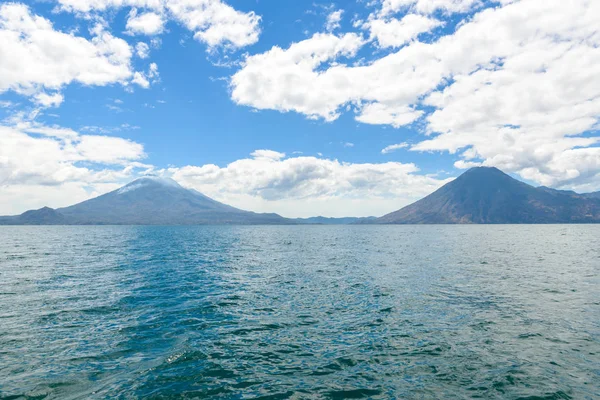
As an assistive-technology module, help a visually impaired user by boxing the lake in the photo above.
[0,225,599,399]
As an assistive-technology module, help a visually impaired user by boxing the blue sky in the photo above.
[1,0,599,217]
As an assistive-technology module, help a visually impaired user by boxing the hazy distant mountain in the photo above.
[538,186,600,200]
[582,191,600,199]
[0,207,67,225]
[0,177,292,225]
[537,186,578,196]
[294,216,377,224]
[2,170,599,226]
[378,167,600,224]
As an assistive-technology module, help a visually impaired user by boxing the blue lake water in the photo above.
[0,225,599,399]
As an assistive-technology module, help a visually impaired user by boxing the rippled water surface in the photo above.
[1,225,599,399]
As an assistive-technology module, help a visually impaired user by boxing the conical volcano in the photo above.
[377,167,600,224]
[0,177,291,225]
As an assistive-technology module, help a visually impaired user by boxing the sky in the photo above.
[0,0,599,218]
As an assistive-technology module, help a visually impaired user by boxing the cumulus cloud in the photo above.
[230,29,439,125]
[33,92,64,108]
[169,150,449,217]
[167,0,261,49]
[325,9,343,32]
[55,0,158,14]
[356,103,423,127]
[126,10,165,35]
[57,0,261,50]
[4,121,146,172]
[412,0,600,188]
[229,0,600,190]
[132,72,150,88]
[132,63,159,88]
[76,135,145,164]
[136,42,151,58]
[0,3,147,106]
[366,13,443,48]
[380,0,482,15]
[250,149,286,161]
[231,32,365,121]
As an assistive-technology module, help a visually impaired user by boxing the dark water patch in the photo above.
[515,392,572,400]
[518,333,544,339]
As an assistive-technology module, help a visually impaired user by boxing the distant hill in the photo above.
[2,170,599,225]
[377,167,600,224]
[582,191,600,199]
[0,177,293,225]
[0,207,67,225]
[294,216,377,225]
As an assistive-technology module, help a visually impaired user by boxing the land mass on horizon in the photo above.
[0,177,291,225]
[1,168,599,225]
[377,167,600,224]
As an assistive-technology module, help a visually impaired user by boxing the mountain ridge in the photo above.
[0,177,293,225]
[294,216,377,225]
[377,167,600,224]
[1,169,599,225]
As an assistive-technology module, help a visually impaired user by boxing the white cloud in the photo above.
[136,42,151,58]
[412,0,600,188]
[167,0,261,49]
[381,142,409,154]
[366,13,442,48]
[231,32,365,121]
[230,0,600,190]
[356,103,424,127]
[132,63,159,88]
[6,121,146,167]
[126,10,165,35]
[0,3,139,105]
[17,121,79,139]
[56,0,162,14]
[148,62,159,78]
[33,92,64,108]
[150,37,162,48]
[76,135,145,164]
[343,142,354,148]
[380,0,482,15]
[57,0,261,50]
[170,150,449,217]
[250,149,286,160]
[325,9,343,32]
[230,30,441,125]
[132,72,150,88]
[80,123,140,134]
